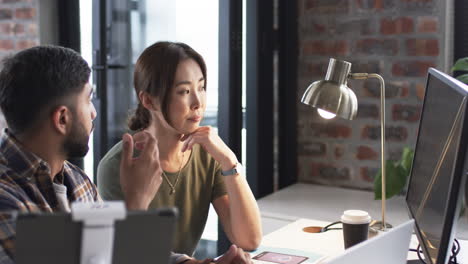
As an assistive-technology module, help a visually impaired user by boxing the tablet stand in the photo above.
[71,202,126,264]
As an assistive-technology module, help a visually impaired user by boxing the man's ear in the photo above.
[139,91,160,111]
[51,106,72,135]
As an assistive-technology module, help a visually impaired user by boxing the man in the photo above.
[0,46,252,264]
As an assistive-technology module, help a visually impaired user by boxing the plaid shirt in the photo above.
[0,130,100,263]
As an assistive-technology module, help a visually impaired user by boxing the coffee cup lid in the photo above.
[341,210,371,224]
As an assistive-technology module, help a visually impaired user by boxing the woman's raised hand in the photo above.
[181,126,238,170]
[120,131,163,210]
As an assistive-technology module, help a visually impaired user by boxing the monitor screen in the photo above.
[406,68,468,264]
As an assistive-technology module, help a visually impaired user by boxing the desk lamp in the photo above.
[301,58,390,231]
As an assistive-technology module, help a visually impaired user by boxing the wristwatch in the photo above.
[221,163,244,176]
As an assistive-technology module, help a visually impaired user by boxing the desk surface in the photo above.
[257,183,468,238]
[258,218,468,264]
[256,183,468,263]
[257,183,409,234]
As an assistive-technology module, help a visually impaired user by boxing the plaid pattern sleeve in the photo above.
[0,130,101,262]
[0,178,32,264]
[0,208,16,264]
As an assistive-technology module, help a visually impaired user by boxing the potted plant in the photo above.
[452,57,468,84]
[374,147,414,200]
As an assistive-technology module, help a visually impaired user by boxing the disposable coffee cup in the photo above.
[341,210,371,249]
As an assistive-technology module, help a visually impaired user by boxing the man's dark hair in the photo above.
[0,45,91,134]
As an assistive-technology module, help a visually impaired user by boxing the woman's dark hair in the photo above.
[128,41,207,131]
[0,45,90,134]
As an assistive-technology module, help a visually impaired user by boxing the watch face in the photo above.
[235,163,245,175]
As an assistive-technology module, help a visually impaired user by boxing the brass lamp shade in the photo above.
[301,58,358,120]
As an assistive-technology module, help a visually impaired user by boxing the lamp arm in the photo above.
[350,73,387,231]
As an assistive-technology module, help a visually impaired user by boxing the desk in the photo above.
[257,183,410,235]
[256,183,468,263]
[256,217,468,263]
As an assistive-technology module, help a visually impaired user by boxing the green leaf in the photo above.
[452,58,468,72]
[374,162,408,200]
[400,147,415,173]
[456,74,468,84]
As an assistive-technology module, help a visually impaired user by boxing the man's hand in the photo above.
[120,131,163,210]
[185,245,253,264]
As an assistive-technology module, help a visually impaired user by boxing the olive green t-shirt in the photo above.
[97,142,227,255]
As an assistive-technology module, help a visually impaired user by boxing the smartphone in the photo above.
[253,251,308,264]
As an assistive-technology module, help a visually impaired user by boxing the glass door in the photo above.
[131,1,220,258]
[80,0,220,258]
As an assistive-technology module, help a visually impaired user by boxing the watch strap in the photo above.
[221,163,242,176]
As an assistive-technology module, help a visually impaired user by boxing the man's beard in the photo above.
[62,121,92,158]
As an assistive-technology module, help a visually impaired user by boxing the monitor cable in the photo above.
[409,239,460,264]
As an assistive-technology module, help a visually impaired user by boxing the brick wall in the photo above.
[297,0,448,190]
[0,0,39,130]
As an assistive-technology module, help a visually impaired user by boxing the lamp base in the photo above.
[370,220,393,231]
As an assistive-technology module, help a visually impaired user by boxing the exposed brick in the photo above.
[400,84,410,97]
[12,23,25,35]
[334,144,345,159]
[349,60,383,74]
[406,39,439,56]
[298,141,327,156]
[302,18,376,37]
[415,83,425,100]
[360,167,379,182]
[0,0,33,3]
[336,19,376,36]
[392,61,435,77]
[388,148,405,161]
[400,0,435,12]
[0,22,13,35]
[392,104,421,122]
[401,0,433,3]
[417,16,438,33]
[380,17,414,35]
[0,9,13,20]
[356,0,396,10]
[310,162,351,181]
[15,39,37,50]
[297,0,442,193]
[310,123,352,138]
[303,40,349,56]
[302,20,328,36]
[15,7,36,20]
[15,23,35,36]
[357,103,379,119]
[0,39,14,51]
[306,62,328,77]
[305,0,349,14]
[355,38,398,56]
[357,145,379,160]
[363,80,409,98]
[312,22,327,34]
[385,126,409,142]
[361,125,408,141]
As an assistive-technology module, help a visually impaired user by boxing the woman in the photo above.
[97,42,262,256]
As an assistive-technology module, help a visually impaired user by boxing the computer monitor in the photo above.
[406,68,468,264]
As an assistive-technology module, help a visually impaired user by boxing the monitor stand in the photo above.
[407,260,424,264]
